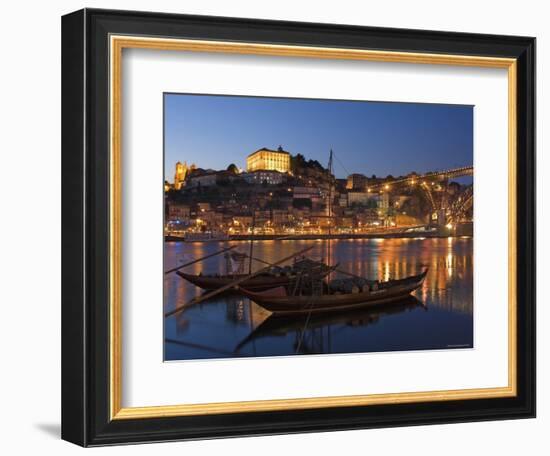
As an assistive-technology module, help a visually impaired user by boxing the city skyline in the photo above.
[164,93,473,181]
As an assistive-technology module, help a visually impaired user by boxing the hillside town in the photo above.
[164,146,473,240]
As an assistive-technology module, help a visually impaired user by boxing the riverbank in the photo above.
[165,231,473,242]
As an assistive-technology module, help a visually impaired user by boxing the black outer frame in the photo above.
[61,8,536,447]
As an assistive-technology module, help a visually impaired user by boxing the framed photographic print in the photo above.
[61,8,536,446]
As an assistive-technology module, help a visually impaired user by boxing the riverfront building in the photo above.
[246,146,291,173]
[167,202,190,222]
[241,170,286,185]
[346,173,368,191]
[348,191,376,206]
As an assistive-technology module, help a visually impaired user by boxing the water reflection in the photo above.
[235,296,425,355]
[164,238,473,360]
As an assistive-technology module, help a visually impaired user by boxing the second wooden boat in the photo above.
[177,257,336,292]
[238,268,428,316]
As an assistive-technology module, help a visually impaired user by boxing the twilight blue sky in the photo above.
[164,94,473,180]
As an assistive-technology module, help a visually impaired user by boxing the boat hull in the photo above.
[239,270,428,316]
[176,271,292,292]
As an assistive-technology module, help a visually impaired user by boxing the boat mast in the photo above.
[248,212,256,274]
[327,149,333,281]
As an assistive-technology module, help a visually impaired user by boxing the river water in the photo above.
[164,237,473,361]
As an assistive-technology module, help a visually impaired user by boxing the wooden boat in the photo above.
[238,268,428,316]
[176,258,336,292]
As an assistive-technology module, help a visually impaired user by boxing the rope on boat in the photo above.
[164,245,238,274]
[295,297,317,354]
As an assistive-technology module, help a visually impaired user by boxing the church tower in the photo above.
[174,161,197,190]
[174,161,186,190]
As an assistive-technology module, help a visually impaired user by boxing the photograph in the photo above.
[163,94,474,361]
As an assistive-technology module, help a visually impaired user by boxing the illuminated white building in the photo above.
[246,146,291,173]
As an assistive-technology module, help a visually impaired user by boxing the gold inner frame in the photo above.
[109,35,517,420]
